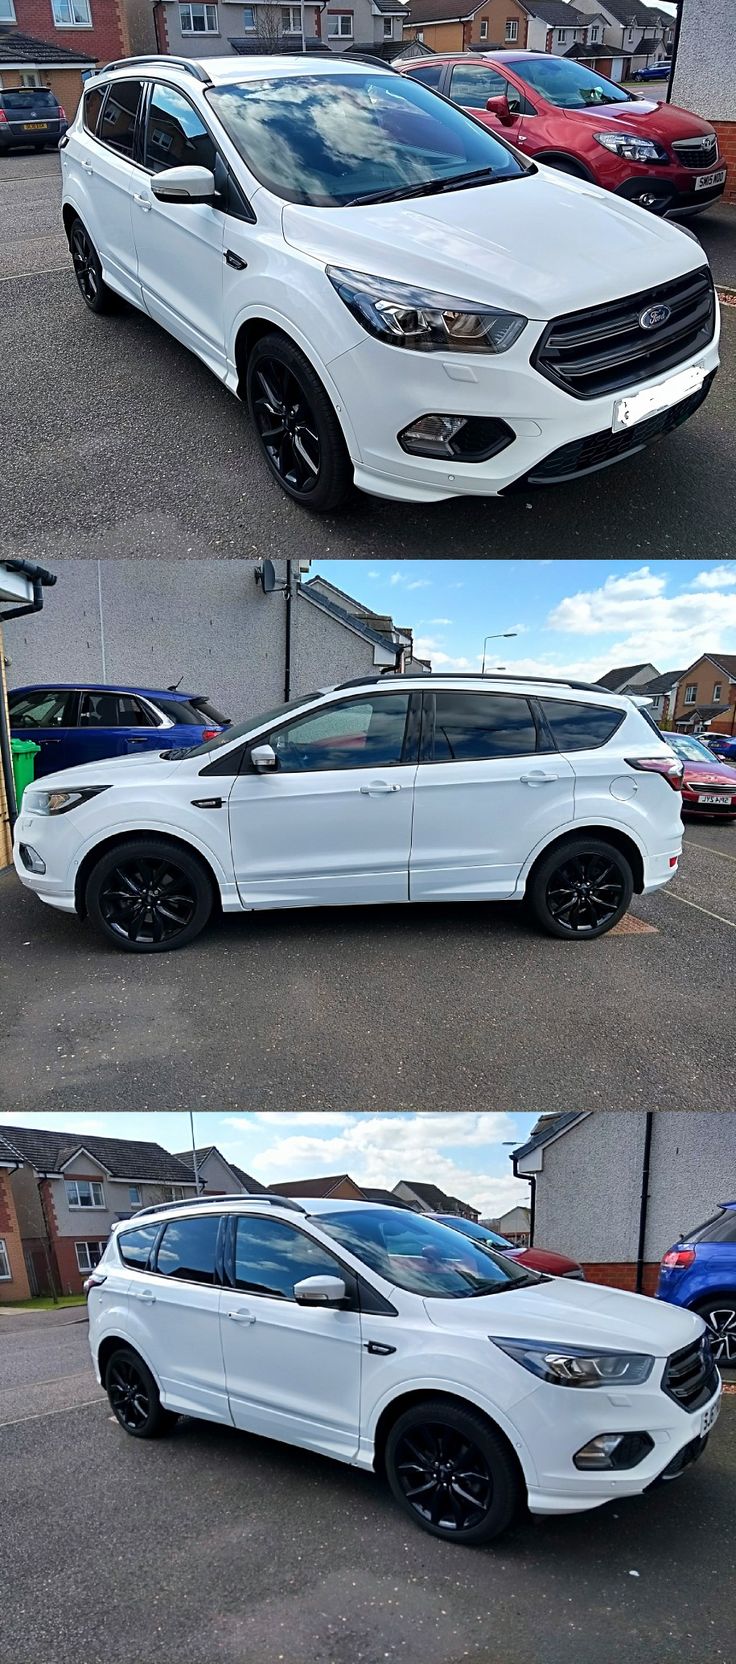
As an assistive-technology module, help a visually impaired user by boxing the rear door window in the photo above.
[406,64,445,90]
[79,692,155,727]
[98,79,144,159]
[426,692,538,761]
[539,699,624,752]
[155,1215,221,1283]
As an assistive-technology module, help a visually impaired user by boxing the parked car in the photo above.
[13,672,685,952]
[431,1214,585,1277]
[657,1203,736,1365]
[59,55,720,512]
[401,52,726,218]
[8,683,230,780]
[0,87,67,153]
[631,62,672,84]
[695,732,736,762]
[86,1195,721,1545]
[663,732,736,818]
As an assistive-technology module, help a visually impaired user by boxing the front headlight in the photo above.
[326,266,527,354]
[594,132,668,164]
[23,785,111,816]
[492,1338,654,1386]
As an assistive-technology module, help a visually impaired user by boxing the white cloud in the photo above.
[406,580,431,591]
[222,1114,355,1130]
[692,565,736,590]
[0,1113,109,1135]
[544,565,736,671]
[422,617,454,626]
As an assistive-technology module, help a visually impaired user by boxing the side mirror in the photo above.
[486,94,512,122]
[293,1275,347,1307]
[151,165,216,204]
[250,742,278,773]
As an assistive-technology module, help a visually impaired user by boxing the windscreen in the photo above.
[320,1208,541,1299]
[668,734,722,763]
[514,57,634,109]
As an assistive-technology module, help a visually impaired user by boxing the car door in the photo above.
[129,1213,231,1423]
[409,690,575,900]
[446,62,527,148]
[8,687,80,779]
[81,78,146,303]
[224,691,419,908]
[131,82,226,373]
[77,690,163,763]
[220,1213,363,1459]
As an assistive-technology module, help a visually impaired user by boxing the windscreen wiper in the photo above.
[346,167,503,207]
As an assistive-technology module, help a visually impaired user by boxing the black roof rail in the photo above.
[98,55,212,84]
[131,1192,307,1219]
[335,673,608,694]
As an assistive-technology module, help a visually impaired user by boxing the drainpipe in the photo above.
[284,562,295,701]
[36,1176,60,1303]
[666,0,684,103]
[528,1173,536,1247]
[635,1113,654,1293]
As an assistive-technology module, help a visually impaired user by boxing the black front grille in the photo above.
[514,370,715,487]
[672,136,719,170]
[532,267,715,400]
[662,1335,720,1412]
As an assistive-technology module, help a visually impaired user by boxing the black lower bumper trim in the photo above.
[646,1432,709,1487]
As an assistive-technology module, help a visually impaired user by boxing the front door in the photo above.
[7,687,80,779]
[220,1213,363,1459]
[410,689,575,899]
[226,691,417,907]
[131,82,226,373]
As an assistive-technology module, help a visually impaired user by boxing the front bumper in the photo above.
[613,162,728,217]
[327,310,720,503]
[13,808,86,913]
[682,788,736,816]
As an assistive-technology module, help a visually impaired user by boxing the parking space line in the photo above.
[0,1396,105,1431]
[685,840,736,864]
[0,265,69,284]
[663,891,736,929]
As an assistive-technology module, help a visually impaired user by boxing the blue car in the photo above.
[9,683,230,781]
[657,1203,736,1365]
[631,61,671,82]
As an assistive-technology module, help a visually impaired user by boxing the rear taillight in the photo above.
[83,1271,107,1294]
[58,106,66,121]
[0,111,7,125]
[661,1248,695,1271]
[626,756,684,791]
[201,728,219,741]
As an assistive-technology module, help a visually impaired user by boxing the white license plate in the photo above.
[701,1396,720,1436]
[695,167,726,191]
[612,361,706,432]
[698,793,732,805]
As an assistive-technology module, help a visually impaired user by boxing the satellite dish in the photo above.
[260,559,277,594]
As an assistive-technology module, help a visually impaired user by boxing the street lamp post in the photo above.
[482,631,518,674]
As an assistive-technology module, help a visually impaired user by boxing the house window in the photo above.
[684,685,697,705]
[0,0,16,18]
[52,0,92,22]
[179,3,219,31]
[243,3,256,24]
[170,1185,186,1200]
[557,28,566,41]
[281,5,301,30]
[128,1185,141,1206]
[590,23,599,40]
[0,1239,10,1281]
[505,18,518,41]
[75,1241,106,1272]
[20,71,44,85]
[479,18,488,39]
[713,684,722,703]
[327,12,353,36]
[66,1179,105,1208]
[383,15,392,36]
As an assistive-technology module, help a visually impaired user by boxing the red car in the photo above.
[432,1215,584,1277]
[665,732,736,819]
[401,52,727,218]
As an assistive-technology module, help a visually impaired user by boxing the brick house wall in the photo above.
[469,0,528,48]
[0,1170,31,1302]
[404,19,469,50]
[673,656,736,732]
[8,0,129,72]
[0,66,90,118]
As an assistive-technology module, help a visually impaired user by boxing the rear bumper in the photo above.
[0,123,66,149]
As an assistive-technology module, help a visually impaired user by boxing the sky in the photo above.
[0,1112,538,1220]
[310,560,736,683]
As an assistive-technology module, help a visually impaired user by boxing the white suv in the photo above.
[86,1196,722,1546]
[13,673,684,951]
[59,54,720,511]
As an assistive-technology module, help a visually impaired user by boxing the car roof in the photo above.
[11,683,201,700]
[92,55,395,90]
[116,1195,412,1229]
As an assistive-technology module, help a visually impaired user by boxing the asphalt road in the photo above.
[1,1313,734,1664]
[1,819,734,1114]
[1,153,735,559]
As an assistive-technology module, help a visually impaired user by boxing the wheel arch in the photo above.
[231,311,361,461]
[371,1387,528,1494]
[689,1289,736,1312]
[73,829,223,919]
[536,152,596,183]
[525,824,645,894]
[97,1332,162,1390]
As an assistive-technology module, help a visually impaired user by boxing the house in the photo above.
[361,1187,414,1208]
[0,1125,197,1296]
[0,1,130,119]
[572,0,673,77]
[0,1148,31,1302]
[672,0,735,206]
[392,1181,480,1219]
[2,560,430,742]
[512,1111,736,1294]
[270,1174,367,1200]
[154,0,410,62]
[596,662,660,694]
[484,1204,531,1244]
[629,668,684,727]
[522,2,590,57]
[672,654,736,736]
[172,1146,267,1194]
[403,0,519,54]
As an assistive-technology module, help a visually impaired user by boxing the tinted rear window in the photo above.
[2,90,59,109]
[429,692,538,761]
[83,86,105,135]
[118,1224,160,1270]
[686,1210,736,1246]
[406,64,444,89]
[98,79,143,159]
[155,1215,221,1283]
[540,698,623,751]
[153,696,225,726]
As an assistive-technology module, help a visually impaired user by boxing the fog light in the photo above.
[574,1432,654,1470]
[19,844,45,874]
[399,414,468,458]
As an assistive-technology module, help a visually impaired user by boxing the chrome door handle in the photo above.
[227,1309,256,1324]
[133,193,152,212]
[520,771,560,786]
[359,781,400,796]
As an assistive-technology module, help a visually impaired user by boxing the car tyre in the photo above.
[105,1346,178,1438]
[385,1398,522,1545]
[85,836,214,953]
[692,1297,736,1366]
[246,332,354,512]
[69,214,118,314]
[528,837,634,940]
[543,157,589,180]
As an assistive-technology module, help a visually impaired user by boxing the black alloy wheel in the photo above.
[529,837,633,940]
[246,333,353,511]
[86,837,213,952]
[107,1354,152,1432]
[69,216,116,313]
[385,1400,521,1544]
[697,1300,736,1365]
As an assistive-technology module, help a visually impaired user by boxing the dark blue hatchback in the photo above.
[9,683,230,780]
[657,1203,736,1366]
